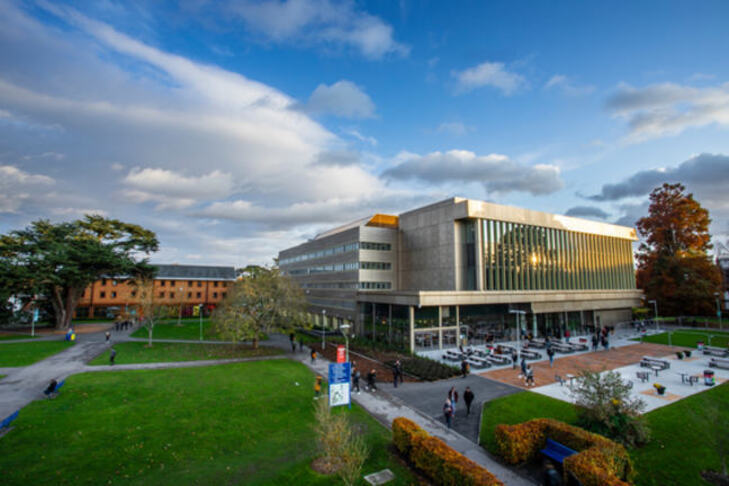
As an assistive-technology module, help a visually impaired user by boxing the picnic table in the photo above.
[679,372,700,386]
[649,365,663,377]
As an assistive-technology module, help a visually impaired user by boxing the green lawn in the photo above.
[0,334,39,340]
[0,360,415,486]
[634,329,729,348]
[89,342,284,365]
[0,341,75,367]
[479,391,578,454]
[130,319,221,341]
[479,385,729,486]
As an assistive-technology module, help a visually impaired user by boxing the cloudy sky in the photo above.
[2,0,729,266]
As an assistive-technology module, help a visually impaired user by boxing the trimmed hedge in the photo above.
[494,418,634,486]
[392,417,503,486]
[385,357,460,381]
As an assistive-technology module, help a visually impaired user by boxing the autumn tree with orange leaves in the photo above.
[636,183,721,316]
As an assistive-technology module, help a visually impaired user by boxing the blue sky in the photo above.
[1,0,728,266]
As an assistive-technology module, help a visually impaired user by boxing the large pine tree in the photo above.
[636,183,722,316]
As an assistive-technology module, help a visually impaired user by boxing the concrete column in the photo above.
[476,220,484,290]
[408,305,415,353]
[438,306,443,350]
[533,313,538,337]
[388,304,392,344]
[372,303,376,342]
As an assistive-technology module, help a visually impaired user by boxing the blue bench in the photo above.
[540,438,577,464]
[1,410,19,430]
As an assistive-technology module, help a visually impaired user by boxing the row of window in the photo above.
[90,291,226,300]
[279,241,391,266]
[299,281,392,290]
[287,261,392,276]
[359,281,392,290]
[100,279,228,288]
[308,298,357,310]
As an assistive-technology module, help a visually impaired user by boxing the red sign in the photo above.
[336,345,346,363]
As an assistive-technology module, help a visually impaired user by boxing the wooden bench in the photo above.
[703,346,729,357]
[520,349,541,360]
[640,356,670,370]
[709,357,729,370]
[486,354,511,365]
[540,438,577,464]
[466,357,491,369]
[529,338,547,348]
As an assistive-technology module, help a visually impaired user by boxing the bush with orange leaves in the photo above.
[392,417,503,486]
[494,418,634,486]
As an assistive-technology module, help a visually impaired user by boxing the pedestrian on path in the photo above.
[290,332,296,352]
[298,337,304,352]
[443,398,453,429]
[109,347,116,365]
[520,356,527,377]
[366,369,377,392]
[591,333,598,352]
[310,349,317,363]
[351,366,361,394]
[393,360,402,388]
[461,359,469,378]
[547,347,555,368]
[525,365,535,387]
[105,331,111,343]
[463,386,475,416]
[314,375,322,400]
[448,386,458,414]
[565,329,570,343]
[511,349,518,369]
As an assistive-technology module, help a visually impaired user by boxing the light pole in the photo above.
[321,309,326,350]
[648,300,658,331]
[716,293,723,330]
[509,310,526,351]
[340,323,351,363]
[199,303,204,341]
[177,287,184,326]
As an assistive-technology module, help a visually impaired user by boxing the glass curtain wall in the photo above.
[482,219,634,291]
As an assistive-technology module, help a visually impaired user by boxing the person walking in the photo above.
[448,386,459,415]
[443,398,453,429]
[310,349,317,363]
[393,359,403,387]
[525,365,535,387]
[105,331,111,343]
[463,386,475,416]
[289,332,296,352]
[298,337,304,352]
[520,356,527,378]
[366,369,377,392]
[591,333,598,352]
[547,346,555,368]
[565,328,570,343]
[351,366,361,394]
[109,347,116,366]
[511,349,518,369]
[314,375,322,400]
[461,359,469,378]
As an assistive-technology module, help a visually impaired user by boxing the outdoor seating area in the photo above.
[709,357,729,370]
[704,345,729,357]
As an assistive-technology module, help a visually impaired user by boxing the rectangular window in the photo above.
[131,291,137,297]
[187,292,192,298]
[100,291,106,298]
[169,292,175,299]
[197,281,202,287]
[101,279,107,286]
[214,281,219,288]
[160,280,166,287]
[159,292,165,298]
[360,242,392,251]
[196,292,201,298]
[188,280,193,286]
[111,291,117,298]
[169,280,175,286]
[221,292,227,298]
[360,261,392,270]
[213,292,218,298]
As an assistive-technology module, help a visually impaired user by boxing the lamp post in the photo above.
[177,287,184,326]
[322,309,326,350]
[199,303,204,341]
[509,310,526,351]
[340,323,351,363]
[716,293,723,330]
[648,300,658,331]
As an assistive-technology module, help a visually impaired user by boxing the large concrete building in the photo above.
[279,197,642,351]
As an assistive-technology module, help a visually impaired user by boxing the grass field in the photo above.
[634,329,729,348]
[0,360,415,486]
[479,385,729,485]
[130,319,220,341]
[0,341,75,367]
[89,342,284,365]
[0,334,38,340]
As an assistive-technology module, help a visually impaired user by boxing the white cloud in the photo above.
[228,0,409,59]
[382,150,564,196]
[452,61,525,95]
[0,165,55,213]
[306,80,375,118]
[544,74,595,96]
[122,168,235,210]
[344,128,377,146]
[605,82,729,142]
[436,122,473,136]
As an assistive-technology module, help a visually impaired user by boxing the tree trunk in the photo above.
[252,336,259,349]
[148,323,153,347]
[51,286,67,329]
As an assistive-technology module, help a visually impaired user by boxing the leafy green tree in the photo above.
[0,216,158,329]
[636,183,722,316]
[213,266,306,348]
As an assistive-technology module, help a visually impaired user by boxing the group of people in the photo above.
[592,326,611,351]
[113,319,134,331]
[442,385,475,428]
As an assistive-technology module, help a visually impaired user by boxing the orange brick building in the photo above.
[74,264,236,319]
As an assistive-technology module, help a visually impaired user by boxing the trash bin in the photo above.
[704,370,715,386]
[697,341,704,351]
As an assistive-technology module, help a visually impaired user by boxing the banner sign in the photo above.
[328,362,351,408]
[336,345,346,363]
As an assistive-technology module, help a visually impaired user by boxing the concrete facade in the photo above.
[279,197,643,350]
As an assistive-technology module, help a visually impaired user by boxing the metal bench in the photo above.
[540,438,577,464]
[709,357,729,370]
[466,357,491,369]
[636,371,650,383]
[704,346,729,357]
[640,356,670,370]
[520,349,541,360]
[486,354,511,365]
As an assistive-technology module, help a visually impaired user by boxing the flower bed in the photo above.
[494,418,634,486]
[386,356,459,381]
[393,417,503,485]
